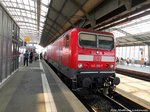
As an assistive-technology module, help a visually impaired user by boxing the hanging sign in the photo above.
[24,36,30,43]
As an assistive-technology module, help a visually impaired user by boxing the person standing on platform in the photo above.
[40,53,42,59]
[34,52,39,61]
[24,50,29,66]
[29,51,33,63]
[144,58,147,66]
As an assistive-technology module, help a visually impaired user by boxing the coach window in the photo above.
[65,35,69,48]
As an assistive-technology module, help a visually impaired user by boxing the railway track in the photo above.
[103,95,131,112]
[46,61,148,112]
[75,91,131,112]
[75,89,148,112]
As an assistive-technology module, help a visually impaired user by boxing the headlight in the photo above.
[78,63,83,68]
[110,64,114,68]
[96,51,99,54]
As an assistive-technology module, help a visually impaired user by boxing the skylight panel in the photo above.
[18,22,25,26]
[28,19,32,23]
[1,0,50,43]
[20,16,24,21]
[16,0,22,4]
[112,30,126,38]
[19,4,24,8]
[122,27,141,35]
[21,10,25,13]
[22,13,26,17]
[20,18,24,21]
[41,5,48,12]
[32,14,35,18]
[6,2,11,7]
[42,0,51,6]
[30,7,35,12]
[27,13,31,18]
[41,10,46,16]
[23,0,29,5]
[40,23,44,29]
[11,2,17,7]
[7,2,11,7]
[40,26,43,30]
[40,16,45,22]
[15,9,20,12]
[30,12,35,15]
[30,0,34,7]
[25,5,29,10]
[11,0,17,2]
[139,14,150,21]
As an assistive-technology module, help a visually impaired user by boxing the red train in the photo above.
[44,28,120,94]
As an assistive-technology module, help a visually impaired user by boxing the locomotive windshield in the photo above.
[79,33,97,48]
[98,35,114,50]
[79,33,114,50]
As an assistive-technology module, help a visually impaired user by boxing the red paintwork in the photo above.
[44,28,116,71]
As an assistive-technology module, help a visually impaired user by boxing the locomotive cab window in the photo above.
[98,35,114,50]
[65,35,69,48]
[79,33,97,48]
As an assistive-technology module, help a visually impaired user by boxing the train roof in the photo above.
[69,27,114,36]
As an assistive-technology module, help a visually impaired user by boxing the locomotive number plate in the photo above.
[94,55,101,61]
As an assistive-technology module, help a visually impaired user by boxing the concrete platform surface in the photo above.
[116,73,150,110]
[0,60,88,112]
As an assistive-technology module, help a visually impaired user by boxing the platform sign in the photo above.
[139,48,144,62]
[24,36,30,43]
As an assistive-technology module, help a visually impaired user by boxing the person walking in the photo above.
[24,50,29,66]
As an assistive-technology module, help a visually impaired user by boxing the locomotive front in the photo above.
[75,31,120,94]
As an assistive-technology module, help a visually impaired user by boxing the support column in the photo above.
[148,46,150,65]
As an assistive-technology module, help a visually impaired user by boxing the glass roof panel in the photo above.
[24,0,29,5]
[25,5,29,10]
[122,20,150,35]
[11,2,17,7]
[30,1,34,7]
[40,16,45,22]
[16,0,22,4]
[112,30,126,38]
[42,0,51,5]
[1,0,50,43]
[19,4,24,8]
[109,10,150,38]
[11,0,17,2]
[41,5,48,12]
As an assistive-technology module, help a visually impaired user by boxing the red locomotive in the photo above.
[44,28,120,94]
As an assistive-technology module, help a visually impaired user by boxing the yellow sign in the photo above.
[24,36,30,43]
[141,58,144,62]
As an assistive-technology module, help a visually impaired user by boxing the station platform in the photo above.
[116,73,150,110]
[117,64,150,74]
[0,60,88,112]
[116,64,150,81]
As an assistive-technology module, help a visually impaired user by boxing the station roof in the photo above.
[1,0,50,43]
[1,0,150,47]
[108,12,150,47]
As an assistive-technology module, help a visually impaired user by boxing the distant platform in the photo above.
[117,64,150,74]
[116,64,150,82]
